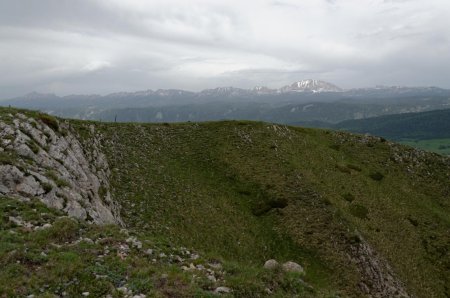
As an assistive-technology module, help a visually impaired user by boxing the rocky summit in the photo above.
[0,107,449,297]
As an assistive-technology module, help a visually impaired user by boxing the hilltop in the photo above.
[0,107,449,297]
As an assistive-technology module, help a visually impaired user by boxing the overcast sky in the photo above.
[1,0,450,98]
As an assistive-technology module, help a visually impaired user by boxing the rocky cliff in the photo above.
[0,111,122,225]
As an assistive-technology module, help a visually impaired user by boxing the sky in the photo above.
[1,0,450,98]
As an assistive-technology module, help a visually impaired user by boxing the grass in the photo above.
[46,170,70,188]
[348,204,369,219]
[72,120,450,297]
[0,150,19,165]
[26,139,40,154]
[0,196,318,297]
[1,108,449,297]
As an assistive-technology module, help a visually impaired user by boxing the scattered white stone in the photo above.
[8,216,34,228]
[117,287,132,296]
[174,255,183,263]
[81,292,90,296]
[214,286,231,294]
[208,262,222,269]
[145,248,153,255]
[82,237,94,244]
[207,275,217,283]
[126,236,142,249]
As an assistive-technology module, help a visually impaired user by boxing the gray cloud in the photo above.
[1,0,449,98]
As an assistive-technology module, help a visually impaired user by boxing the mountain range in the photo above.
[2,80,450,125]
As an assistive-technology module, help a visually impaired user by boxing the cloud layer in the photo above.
[1,0,450,97]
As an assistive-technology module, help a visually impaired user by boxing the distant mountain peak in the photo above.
[280,79,343,93]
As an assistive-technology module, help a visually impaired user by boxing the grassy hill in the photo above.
[1,107,450,297]
[334,108,450,140]
[332,108,450,155]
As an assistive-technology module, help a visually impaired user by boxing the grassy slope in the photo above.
[70,120,450,297]
[3,197,309,297]
[1,108,449,297]
[0,109,323,297]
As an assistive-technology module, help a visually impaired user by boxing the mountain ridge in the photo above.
[5,80,450,101]
[2,81,450,134]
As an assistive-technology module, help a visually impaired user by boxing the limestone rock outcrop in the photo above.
[0,112,122,225]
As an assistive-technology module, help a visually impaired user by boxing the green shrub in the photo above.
[407,216,419,227]
[26,140,40,154]
[342,193,355,202]
[369,171,384,181]
[0,151,18,165]
[349,204,369,219]
[42,182,53,193]
[252,198,288,216]
[38,114,59,131]
[46,170,70,188]
[98,185,108,198]
[329,144,340,151]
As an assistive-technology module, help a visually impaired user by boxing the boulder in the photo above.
[282,261,304,274]
[264,259,280,270]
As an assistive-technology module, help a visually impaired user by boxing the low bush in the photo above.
[349,204,369,219]
[38,114,59,131]
[342,193,355,202]
[42,182,53,193]
[26,140,40,154]
[369,171,384,181]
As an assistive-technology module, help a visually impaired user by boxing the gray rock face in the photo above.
[0,113,122,225]
[349,238,410,297]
